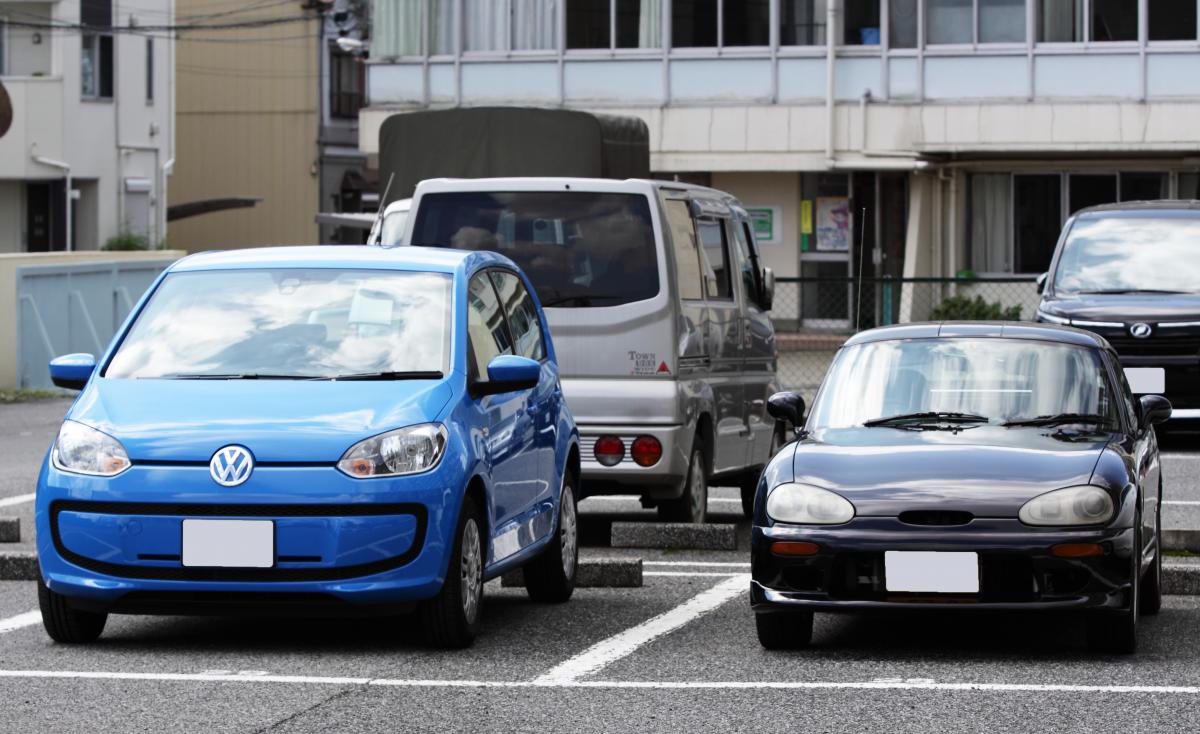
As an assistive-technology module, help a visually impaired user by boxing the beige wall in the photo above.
[710,172,801,279]
[170,1,318,250]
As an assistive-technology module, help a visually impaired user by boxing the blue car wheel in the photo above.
[523,471,579,603]
[419,494,484,648]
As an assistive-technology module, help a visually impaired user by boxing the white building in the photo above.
[360,0,1200,328]
[0,0,174,252]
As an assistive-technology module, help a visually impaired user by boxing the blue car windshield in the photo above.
[105,269,452,379]
[808,338,1118,429]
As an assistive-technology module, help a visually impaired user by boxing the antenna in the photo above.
[370,173,396,246]
[855,206,867,332]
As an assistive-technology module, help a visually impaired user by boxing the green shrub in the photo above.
[102,232,149,251]
[929,294,1022,321]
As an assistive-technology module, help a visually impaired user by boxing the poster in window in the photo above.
[816,197,851,251]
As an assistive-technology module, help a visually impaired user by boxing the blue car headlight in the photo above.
[52,420,131,477]
[766,482,855,524]
[338,423,448,478]
[1019,485,1114,526]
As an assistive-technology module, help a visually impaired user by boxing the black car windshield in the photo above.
[411,191,660,307]
[105,269,451,379]
[1053,216,1200,295]
[808,338,1117,430]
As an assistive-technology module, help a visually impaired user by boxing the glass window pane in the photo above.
[490,271,546,361]
[145,38,154,103]
[512,0,558,50]
[1180,173,1200,199]
[616,0,662,47]
[429,0,456,54]
[723,0,770,45]
[1038,0,1084,42]
[889,0,918,47]
[468,273,512,378]
[969,173,1012,273]
[781,0,828,45]
[568,0,611,49]
[843,0,881,44]
[1119,172,1168,201]
[1092,0,1138,41]
[465,0,508,50]
[697,220,732,299]
[1069,174,1117,215]
[928,0,973,44]
[979,0,1027,42]
[1014,174,1061,273]
[672,0,717,47]
[664,200,704,300]
[1149,0,1198,40]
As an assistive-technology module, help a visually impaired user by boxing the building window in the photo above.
[1038,0,1083,42]
[672,0,717,46]
[781,0,827,45]
[465,0,557,51]
[145,37,153,103]
[890,0,918,47]
[567,0,662,49]
[1149,0,1198,40]
[723,0,770,45]
[1092,0,1138,41]
[979,0,1026,42]
[329,44,364,119]
[1119,172,1168,200]
[843,0,881,44]
[1180,173,1200,199]
[429,0,456,54]
[81,0,114,99]
[928,0,1025,44]
[1039,0,1141,42]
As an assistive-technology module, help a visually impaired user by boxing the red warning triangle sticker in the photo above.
[656,361,670,374]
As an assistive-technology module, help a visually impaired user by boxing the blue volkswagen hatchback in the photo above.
[36,246,580,648]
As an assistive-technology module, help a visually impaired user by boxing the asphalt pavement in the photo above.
[3,399,1200,732]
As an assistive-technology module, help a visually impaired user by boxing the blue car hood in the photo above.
[68,378,456,462]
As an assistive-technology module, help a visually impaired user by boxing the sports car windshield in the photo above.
[808,338,1118,430]
[105,269,451,379]
[1053,216,1200,294]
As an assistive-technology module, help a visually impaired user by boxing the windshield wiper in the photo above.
[863,411,989,428]
[1002,413,1115,428]
[158,373,324,380]
[540,294,627,307]
[1075,289,1194,295]
[330,370,444,381]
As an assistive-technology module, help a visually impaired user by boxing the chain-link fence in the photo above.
[771,276,1040,393]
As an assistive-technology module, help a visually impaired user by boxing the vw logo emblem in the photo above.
[209,446,254,487]
[1130,322,1153,339]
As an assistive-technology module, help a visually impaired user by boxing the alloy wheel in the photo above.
[460,518,482,623]
[560,484,578,579]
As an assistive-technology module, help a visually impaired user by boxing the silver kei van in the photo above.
[402,178,781,522]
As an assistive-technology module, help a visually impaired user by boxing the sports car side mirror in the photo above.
[474,355,540,397]
[1139,394,1172,429]
[767,391,805,432]
[48,353,96,390]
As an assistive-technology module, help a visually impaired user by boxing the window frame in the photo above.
[925,0,1029,47]
[487,267,548,363]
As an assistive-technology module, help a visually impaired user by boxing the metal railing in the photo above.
[770,275,1040,393]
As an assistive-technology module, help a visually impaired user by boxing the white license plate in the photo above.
[884,551,979,593]
[1125,367,1165,395]
[182,519,274,568]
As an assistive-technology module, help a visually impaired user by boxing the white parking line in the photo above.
[0,611,42,635]
[644,561,751,568]
[0,494,35,508]
[534,574,748,684]
[582,497,741,505]
[1164,500,1200,506]
[0,669,1198,696]
[645,571,742,578]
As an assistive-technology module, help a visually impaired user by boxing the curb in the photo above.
[0,551,38,581]
[0,517,18,543]
[502,558,643,589]
[1164,564,1200,595]
[611,522,737,550]
[1164,529,1200,552]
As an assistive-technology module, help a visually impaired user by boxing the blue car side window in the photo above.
[489,270,545,362]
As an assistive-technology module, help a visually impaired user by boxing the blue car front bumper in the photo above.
[36,458,467,612]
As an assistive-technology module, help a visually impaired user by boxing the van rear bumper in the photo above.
[576,424,692,498]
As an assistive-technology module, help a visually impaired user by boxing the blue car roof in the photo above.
[169,245,514,275]
[843,322,1108,349]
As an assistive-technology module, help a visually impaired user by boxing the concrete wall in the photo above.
[710,172,801,279]
[5,3,53,76]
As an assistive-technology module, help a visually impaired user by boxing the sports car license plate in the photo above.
[884,551,979,593]
[1124,367,1165,395]
[182,519,274,568]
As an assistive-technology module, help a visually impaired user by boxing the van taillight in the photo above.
[594,436,625,467]
[630,436,662,467]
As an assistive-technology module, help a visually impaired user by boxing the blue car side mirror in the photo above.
[475,355,540,396]
[48,353,96,390]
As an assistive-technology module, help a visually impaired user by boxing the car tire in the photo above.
[755,611,814,650]
[658,445,708,524]
[38,578,106,644]
[1087,529,1140,655]
[1140,508,1163,616]
[524,471,579,604]
[741,428,786,518]
[419,494,484,649]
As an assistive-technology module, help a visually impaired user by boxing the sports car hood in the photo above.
[790,425,1111,517]
[66,378,456,462]
[1042,293,1200,322]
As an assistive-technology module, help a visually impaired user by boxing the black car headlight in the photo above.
[338,423,447,478]
[52,420,131,477]
[1018,485,1114,526]
[766,482,855,524]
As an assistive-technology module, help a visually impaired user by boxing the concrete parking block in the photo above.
[502,558,643,588]
[0,517,18,543]
[610,522,737,550]
[1164,564,1200,595]
[1164,529,1200,552]
[0,551,37,581]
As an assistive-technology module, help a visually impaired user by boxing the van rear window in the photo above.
[411,191,660,308]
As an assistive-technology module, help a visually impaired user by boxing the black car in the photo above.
[751,322,1170,654]
[1036,201,1200,421]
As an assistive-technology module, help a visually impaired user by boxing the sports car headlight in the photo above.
[338,423,447,478]
[1019,485,1114,526]
[766,483,855,525]
[52,420,131,477]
